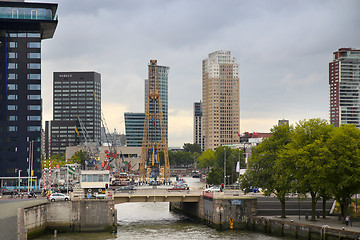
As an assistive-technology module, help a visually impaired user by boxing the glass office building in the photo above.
[0,1,57,178]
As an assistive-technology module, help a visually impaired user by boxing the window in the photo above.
[8,105,18,110]
[8,95,17,100]
[27,116,41,121]
[27,42,41,48]
[27,52,41,59]
[8,73,17,80]
[27,63,41,69]
[9,42,17,48]
[8,84,18,90]
[27,95,41,100]
[8,126,17,132]
[8,63,18,69]
[8,116,17,121]
[8,52,17,59]
[27,105,41,111]
[27,126,41,131]
[27,84,41,90]
[27,33,41,38]
[27,74,41,80]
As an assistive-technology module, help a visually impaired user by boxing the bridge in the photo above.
[113,188,202,204]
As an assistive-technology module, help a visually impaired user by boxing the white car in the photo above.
[205,186,221,192]
[48,193,71,201]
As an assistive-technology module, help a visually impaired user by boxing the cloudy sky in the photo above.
[31,0,360,147]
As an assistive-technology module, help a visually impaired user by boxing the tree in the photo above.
[197,149,215,169]
[287,118,333,221]
[183,143,201,153]
[326,124,360,219]
[70,150,88,169]
[241,124,293,218]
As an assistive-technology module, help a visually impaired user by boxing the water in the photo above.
[35,178,288,240]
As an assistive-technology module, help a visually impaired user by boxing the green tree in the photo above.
[198,149,215,169]
[183,143,201,153]
[326,124,360,219]
[241,124,293,218]
[287,118,333,221]
[70,150,88,169]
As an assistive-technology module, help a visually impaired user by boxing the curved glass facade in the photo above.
[0,7,53,20]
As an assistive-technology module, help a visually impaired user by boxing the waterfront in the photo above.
[35,177,289,240]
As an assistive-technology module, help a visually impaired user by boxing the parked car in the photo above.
[205,186,221,192]
[168,185,188,191]
[47,193,70,201]
[116,185,135,192]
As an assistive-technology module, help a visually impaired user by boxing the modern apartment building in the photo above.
[124,112,145,147]
[329,48,360,127]
[193,101,204,151]
[0,1,57,178]
[47,72,101,155]
[145,64,169,143]
[202,50,240,150]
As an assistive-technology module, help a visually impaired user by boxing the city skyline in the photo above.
[33,0,360,147]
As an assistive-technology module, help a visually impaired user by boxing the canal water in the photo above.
[35,178,290,240]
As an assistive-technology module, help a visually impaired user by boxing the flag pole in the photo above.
[66,166,69,195]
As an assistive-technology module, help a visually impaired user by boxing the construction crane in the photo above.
[76,115,99,169]
[140,60,170,182]
[101,111,118,172]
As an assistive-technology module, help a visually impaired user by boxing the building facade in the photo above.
[47,72,101,155]
[330,48,360,127]
[193,101,204,151]
[124,112,145,147]
[0,1,57,178]
[202,50,240,150]
[145,64,169,143]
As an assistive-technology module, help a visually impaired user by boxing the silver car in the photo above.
[48,193,70,201]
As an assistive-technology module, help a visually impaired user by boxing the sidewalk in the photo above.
[0,198,47,240]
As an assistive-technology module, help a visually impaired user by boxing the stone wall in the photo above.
[18,199,117,239]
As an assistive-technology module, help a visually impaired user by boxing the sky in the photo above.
[31,0,360,147]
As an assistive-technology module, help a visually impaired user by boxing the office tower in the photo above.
[202,50,240,150]
[278,119,289,126]
[0,1,57,178]
[330,48,360,127]
[193,101,204,151]
[124,112,145,147]
[49,72,101,155]
[145,63,169,143]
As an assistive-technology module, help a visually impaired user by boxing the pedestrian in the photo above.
[345,215,349,226]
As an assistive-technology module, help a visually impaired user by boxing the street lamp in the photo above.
[18,169,22,191]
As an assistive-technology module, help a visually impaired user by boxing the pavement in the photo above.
[0,196,47,240]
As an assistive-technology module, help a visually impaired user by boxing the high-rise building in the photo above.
[0,1,57,178]
[124,112,145,147]
[145,64,169,143]
[330,48,360,127]
[47,72,101,155]
[202,50,240,150]
[278,119,289,126]
[193,101,204,151]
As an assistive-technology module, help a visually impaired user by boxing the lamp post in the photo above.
[223,148,226,190]
[18,169,22,192]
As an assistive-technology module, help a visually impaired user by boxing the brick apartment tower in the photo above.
[329,48,360,127]
[202,51,240,150]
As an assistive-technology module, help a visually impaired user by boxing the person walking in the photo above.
[345,215,349,226]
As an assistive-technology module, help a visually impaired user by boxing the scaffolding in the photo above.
[140,60,170,181]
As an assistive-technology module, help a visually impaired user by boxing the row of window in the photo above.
[7,95,40,100]
[8,41,40,48]
[8,126,40,132]
[8,63,40,70]
[8,116,40,121]
[8,105,40,110]
[8,73,41,80]
[8,84,40,90]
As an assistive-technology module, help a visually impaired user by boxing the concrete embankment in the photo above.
[17,199,117,239]
[170,194,360,240]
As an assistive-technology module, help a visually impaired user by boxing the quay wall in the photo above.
[247,216,360,240]
[18,199,117,239]
[171,196,360,240]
